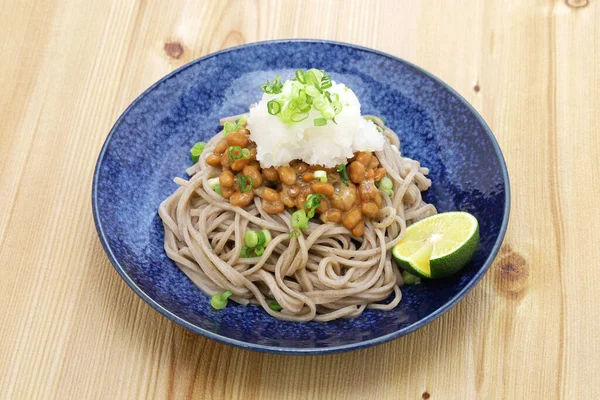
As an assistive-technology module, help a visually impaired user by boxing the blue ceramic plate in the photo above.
[93,40,509,354]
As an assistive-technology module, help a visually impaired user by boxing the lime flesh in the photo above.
[392,212,479,279]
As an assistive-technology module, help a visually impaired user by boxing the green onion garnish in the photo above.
[260,75,283,94]
[235,115,247,129]
[224,121,237,135]
[402,270,421,285]
[236,175,254,193]
[289,230,301,239]
[337,164,349,186]
[241,148,251,159]
[304,194,325,218]
[291,209,309,229]
[262,69,342,126]
[244,231,259,248]
[291,112,308,122]
[269,301,282,311]
[243,229,271,253]
[210,290,233,310]
[227,146,243,162]
[267,100,281,115]
[190,141,206,162]
[257,229,271,246]
[240,245,253,258]
[207,177,219,189]
[313,170,327,182]
[208,178,222,196]
[295,69,306,83]
[380,176,393,197]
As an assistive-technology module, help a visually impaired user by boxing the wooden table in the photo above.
[1,1,598,398]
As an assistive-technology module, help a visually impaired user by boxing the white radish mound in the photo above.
[247,82,384,168]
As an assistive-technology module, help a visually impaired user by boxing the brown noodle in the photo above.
[159,116,436,321]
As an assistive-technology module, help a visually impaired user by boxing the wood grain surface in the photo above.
[1,0,599,398]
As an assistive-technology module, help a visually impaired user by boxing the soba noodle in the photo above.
[159,116,436,321]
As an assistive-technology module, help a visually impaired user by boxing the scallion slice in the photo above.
[304,194,324,218]
[236,175,254,193]
[190,141,206,162]
[224,121,237,135]
[210,290,233,310]
[313,170,327,182]
[267,100,281,115]
[244,231,259,248]
[380,176,393,197]
[314,118,327,126]
[291,209,309,229]
[256,230,271,247]
[227,146,243,162]
[337,164,349,186]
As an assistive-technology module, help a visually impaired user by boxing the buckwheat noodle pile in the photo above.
[159,116,436,321]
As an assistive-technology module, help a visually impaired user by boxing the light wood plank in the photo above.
[0,0,598,398]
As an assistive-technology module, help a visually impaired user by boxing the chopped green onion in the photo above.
[244,231,259,248]
[379,115,386,124]
[380,176,393,196]
[291,209,309,229]
[314,118,327,126]
[260,75,283,94]
[295,69,306,83]
[289,229,301,239]
[291,112,308,122]
[208,177,220,189]
[240,245,253,258]
[337,164,349,186]
[236,175,254,193]
[322,107,335,119]
[269,301,282,311]
[402,270,421,285]
[190,141,206,162]
[267,100,281,115]
[235,115,247,129]
[313,98,325,110]
[254,246,265,256]
[241,148,251,159]
[207,178,222,195]
[305,85,320,98]
[313,170,327,182]
[224,121,237,135]
[227,146,243,162]
[304,194,324,218]
[380,176,393,191]
[210,290,233,310]
[262,69,343,126]
[256,230,272,247]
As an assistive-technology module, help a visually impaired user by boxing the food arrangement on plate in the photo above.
[159,68,479,322]
[93,40,509,353]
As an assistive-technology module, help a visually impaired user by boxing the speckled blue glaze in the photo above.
[93,40,509,354]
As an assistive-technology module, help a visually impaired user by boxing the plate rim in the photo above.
[92,38,511,355]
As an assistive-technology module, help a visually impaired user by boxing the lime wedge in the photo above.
[392,212,479,279]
